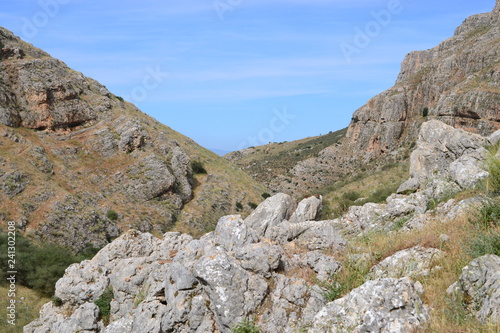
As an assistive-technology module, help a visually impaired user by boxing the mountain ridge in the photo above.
[226,2,500,197]
[0,26,267,252]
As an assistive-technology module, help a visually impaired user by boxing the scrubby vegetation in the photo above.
[231,318,262,333]
[0,233,97,298]
[95,285,114,325]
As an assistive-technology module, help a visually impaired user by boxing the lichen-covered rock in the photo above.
[244,193,293,237]
[367,246,444,280]
[289,195,322,223]
[398,120,489,193]
[214,215,259,252]
[447,255,500,324]
[310,278,430,333]
[193,247,269,331]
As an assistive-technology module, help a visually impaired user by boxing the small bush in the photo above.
[116,96,124,102]
[470,200,500,230]
[261,192,271,199]
[95,285,114,325]
[342,191,360,202]
[467,232,500,258]
[106,210,118,221]
[248,202,258,209]
[485,151,500,195]
[317,277,343,302]
[0,233,94,297]
[235,202,243,211]
[51,296,63,307]
[191,160,207,174]
[231,318,262,333]
[422,107,429,117]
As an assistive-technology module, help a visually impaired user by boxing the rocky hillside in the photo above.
[0,27,266,252]
[225,128,347,193]
[228,2,500,196]
[25,120,500,332]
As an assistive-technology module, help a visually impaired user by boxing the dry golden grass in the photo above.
[0,285,50,333]
[340,206,500,333]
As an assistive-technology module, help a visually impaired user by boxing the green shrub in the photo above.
[470,200,500,230]
[485,151,500,195]
[95,285,114,325]
[261,192,271,199]
[116,96,124,102]
[466,232,500,258]
[422,107,429,117]
[191,160,207,174]
[342,191,360,202]
[51,296,63,307]
[317,277,343,302]
[106,210,118,221]
[231,318,262,333]
[0,233,96,297]
[248,202,258,210]
[236,202,243,211]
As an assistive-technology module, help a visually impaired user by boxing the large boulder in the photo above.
[398,120,489,193]
[244,193,293,237]
[289,195,322,223]
[367,246,444,280]
[310,277,429,333]
[447,255,500,324]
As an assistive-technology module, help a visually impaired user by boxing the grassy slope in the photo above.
[225,128,347,185]
[0,285,49,333]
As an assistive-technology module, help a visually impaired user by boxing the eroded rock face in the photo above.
[310,277,429,333]
[367,246,444,280]
[24,196,341,333]
[244,193,293,237]
[289,195,322,223]
[398,120,489,193]
[448,255,500,324]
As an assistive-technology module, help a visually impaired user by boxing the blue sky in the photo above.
[0,0,495,152]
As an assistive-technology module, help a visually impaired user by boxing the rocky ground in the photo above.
[24,120,500,332]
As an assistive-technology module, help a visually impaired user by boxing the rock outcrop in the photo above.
[398,120,490,193]
[26,116,500,331]
[226,2,500,196]
[448,255,500,324]
[310,278,429,333]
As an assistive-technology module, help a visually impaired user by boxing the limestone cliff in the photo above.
[228,1,500,196]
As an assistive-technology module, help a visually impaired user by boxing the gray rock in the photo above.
[289,195,322,223]
[449,148,490,189]
[234,243,282,278]
[194,247,268,332]
[301,251,342,281]
[260,275,325,333]
[124,154,176,202]
[214,215,260,252]
[310,277,429,333]
[398,120,488,193]
[447,255,500,324]
[340,202,386,235]
[244,193,293,237]
[276,220,347,251]
[367,246,444,280]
